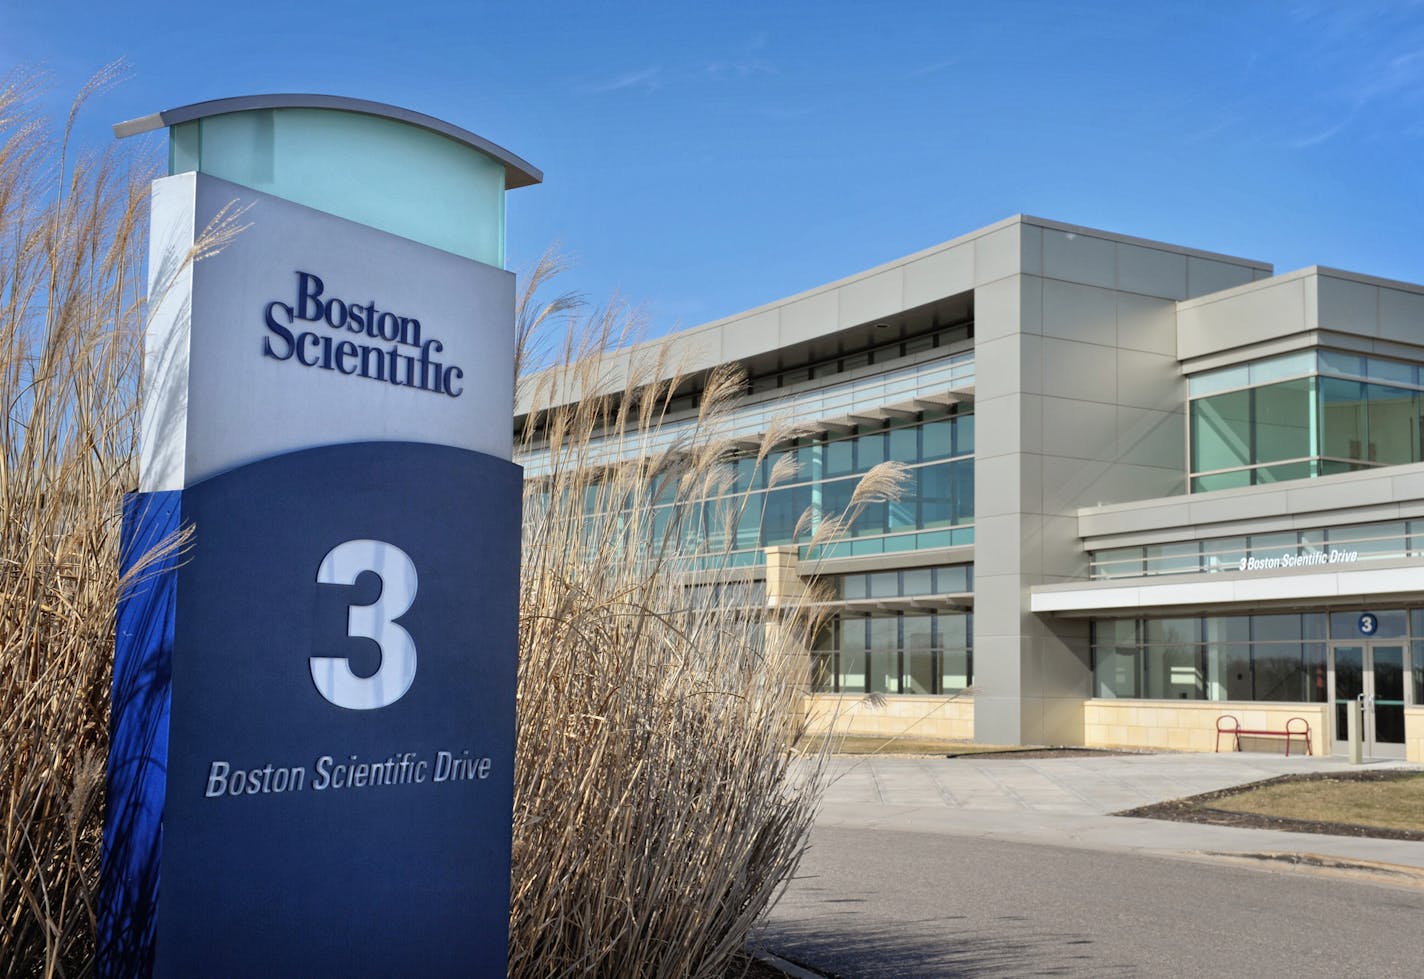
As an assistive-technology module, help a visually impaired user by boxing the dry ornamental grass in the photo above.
[0,71,880,977]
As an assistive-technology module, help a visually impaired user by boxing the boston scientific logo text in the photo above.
[262,271,464,397]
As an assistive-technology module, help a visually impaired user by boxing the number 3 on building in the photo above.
[311,539,418,710]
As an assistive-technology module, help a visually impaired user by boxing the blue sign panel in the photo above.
[1358,612,1378,636]
[104,441,519,976]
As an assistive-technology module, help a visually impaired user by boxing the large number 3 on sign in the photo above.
[311,539,418,710]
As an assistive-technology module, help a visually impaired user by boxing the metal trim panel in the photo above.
[114,94,542,188]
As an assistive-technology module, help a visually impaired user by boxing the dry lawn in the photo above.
[1213,773,1424,833]
[798,735,1020,756]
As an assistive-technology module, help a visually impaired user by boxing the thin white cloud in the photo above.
[1290,118,1349,149]
[905,59,957,79]
[587,67,663,95]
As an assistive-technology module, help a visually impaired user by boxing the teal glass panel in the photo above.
[1188,363,1248,398]
[916,529,955,548]
[918,464,953,527]
[921,420,953,460]
[1320,377,1367,460]
[883,534,916,553]
[1192,471,1251,492]
[170,120,200,173]
[175,108,506,266]
[825,438,855,476]
[888,426,918,464]
[1367,356,1414,386]
[820,475,855,521]
[1365,383,1417,465]
[955,414,975,456]
[1248,351,1315,385]
[950,527,974,546]
[1254,461,1314,483]
[951,459,974,524]
[1191,388,1251,472]
[858,430,886,470]
[1319,350,1365,378]
[1252,378,1312,463]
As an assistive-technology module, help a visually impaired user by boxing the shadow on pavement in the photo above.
[754,915,1138,979]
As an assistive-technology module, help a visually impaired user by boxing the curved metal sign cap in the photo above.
[112,93,543,189]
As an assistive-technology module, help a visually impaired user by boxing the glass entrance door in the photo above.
[1330,644,1407,758]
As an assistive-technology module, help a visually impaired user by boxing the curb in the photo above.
[753,949,832,979]
[1203,850,1424,884]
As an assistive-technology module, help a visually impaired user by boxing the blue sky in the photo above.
[4,1,1423,335]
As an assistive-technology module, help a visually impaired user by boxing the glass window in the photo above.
[1252,378,1313,463]
[950,460,974,525]
[901,568,933,595]
[1253,644,1327,702]
[1193,471,1251,493]
[1365,383,1417,465]
[1145,644,1204,700]
[1413,640,1424,706]
[1096,619,1138,646]
[1319,350,1365,378]
[825,438,855,476]
[902,615,935,693]
[1320,376,1367,461]
[1367,356,1415,386]
[1095,547,1144,578]
[934,565,969,594]
[1188,364,1249,398]
[955,414,975,456]
[918,463,953,528]
[1328,521,1407,557]
[921,420,953,460]
[1146,618,1199,645]
[1252,614,1302,642]
[1205,643,1252,700]
[1191,389,1252,472]
[1145,541,1201,575]
[1203,537,1246,573]
[867,572,899,598]
[1248,532,1298,559]
[1095,644,1140,698]
[1249,351,1315,385]
[888,425,918,464]
[1330,609,1408,639]
[858,430,886,470]
[1203,615,1250,645]
[868,617,899,694]
[838,618,867,692]
[841,574,868,600]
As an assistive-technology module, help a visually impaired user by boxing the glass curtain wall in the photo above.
[1189,350,1424,491]
[588,409,974,568]
[1093,612,1330,703]
[812,611,973,695]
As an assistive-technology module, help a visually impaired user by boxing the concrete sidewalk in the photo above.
[813,751,1424,870]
